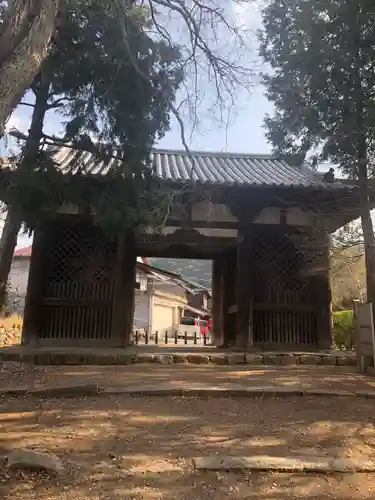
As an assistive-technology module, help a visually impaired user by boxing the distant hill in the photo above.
[150,258,212,288]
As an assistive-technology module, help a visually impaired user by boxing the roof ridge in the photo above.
[152,148,275,159]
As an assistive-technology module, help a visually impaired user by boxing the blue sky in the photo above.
[157,1,272,154]
[158,85,273,154]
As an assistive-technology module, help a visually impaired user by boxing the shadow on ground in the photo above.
[1,393,375,499]
[0,364,374,394]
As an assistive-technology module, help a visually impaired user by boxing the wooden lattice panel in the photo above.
[252,227,317,346]
[47,225,116,289]
[252,228,309,299]
[39,222,117,344]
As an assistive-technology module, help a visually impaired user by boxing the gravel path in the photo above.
[1,394,375,499]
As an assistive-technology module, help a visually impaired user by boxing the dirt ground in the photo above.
[1,394,375,499]
[1,363,375,394]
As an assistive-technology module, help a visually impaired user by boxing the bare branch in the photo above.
[19,101,35,108]
[114,0,253,139]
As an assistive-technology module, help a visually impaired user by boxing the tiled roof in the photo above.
[136,261,210,296]
[2,147,346,188]
[151,150,323,187]
[52,148,334,188]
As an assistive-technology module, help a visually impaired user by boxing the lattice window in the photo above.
[49,225,116,285]
[252,228,311,304]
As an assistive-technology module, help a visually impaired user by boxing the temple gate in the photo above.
[21,150,360,349]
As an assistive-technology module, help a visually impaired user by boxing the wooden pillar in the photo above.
[111,231,137,347]
[236,225,253,348]
[315,232,332,349]
[111,235,125,345]
[22,224,48,346]
[223,249,237,346]
[212,257,224,346]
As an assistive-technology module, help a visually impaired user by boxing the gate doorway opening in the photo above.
[133,257,213,348]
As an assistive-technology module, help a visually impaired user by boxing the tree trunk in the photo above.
[0,210,23,313]
[0,78,49,312]
[358,157,375,312]
[0,0,59,136]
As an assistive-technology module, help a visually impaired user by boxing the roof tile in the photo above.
[4,148,337,188]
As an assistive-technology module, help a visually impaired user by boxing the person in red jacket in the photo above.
[205,315,212,343]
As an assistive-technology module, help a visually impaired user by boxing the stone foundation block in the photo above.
[60,353,84,365]
[188,354,210,364]
[226,354,246,365]
[1,351,22,362]
[117,353,134,365]
[262,355,282,365]
[46,353,67,365]
[319,356,336,365]
[210,355,227,365]
[95,354,119,365]
[153,355,174,364]
[134,354,155,363]
[245,354,263,365]
[173,354,189,363]
[34,353,53,365]
[299,355,322,365]
[79,354,99,365]
[19,352,36,364]
[336,356,356,366]
[280,354,298,365]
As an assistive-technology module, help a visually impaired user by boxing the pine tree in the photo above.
[0,0,182,311]
[260,0,375,307]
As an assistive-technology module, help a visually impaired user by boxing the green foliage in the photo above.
[0,166,175,235]
[45,0,182,161]
[332,310,355,351]
[259,0,375,173]
[4,0,184,234]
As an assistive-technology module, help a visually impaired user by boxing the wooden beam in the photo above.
[162,220,239,229]
[22,224,49,346]
[136,243,235,260]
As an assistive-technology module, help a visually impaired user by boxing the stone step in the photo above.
[0,349,357,366]
[192,455,375,473]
